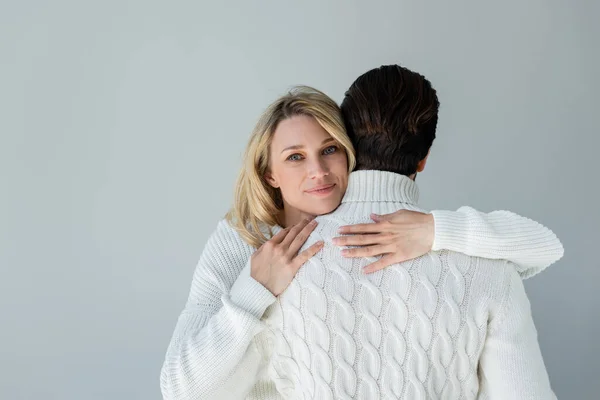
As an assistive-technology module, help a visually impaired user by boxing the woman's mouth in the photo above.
[305,184,336,197]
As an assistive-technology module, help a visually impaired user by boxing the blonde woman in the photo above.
[160,86,563,399]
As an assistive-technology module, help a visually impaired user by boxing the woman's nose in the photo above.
[308,158,329,179]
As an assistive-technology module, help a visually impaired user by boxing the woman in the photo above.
[160,86,563,399]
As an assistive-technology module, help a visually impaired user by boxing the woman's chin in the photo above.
[308,201,340,217]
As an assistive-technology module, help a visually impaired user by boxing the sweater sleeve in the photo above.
[160,220,277,400]
[477,263,556,399]
[430,206,564,279]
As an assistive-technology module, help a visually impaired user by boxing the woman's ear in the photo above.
[264,172,279,188]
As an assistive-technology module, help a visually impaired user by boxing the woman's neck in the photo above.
[278,208,315,228]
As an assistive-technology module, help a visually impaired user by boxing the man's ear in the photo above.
[416,149,431,173]
[264,171,279,188]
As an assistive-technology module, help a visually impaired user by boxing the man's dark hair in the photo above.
[340,64,439,176]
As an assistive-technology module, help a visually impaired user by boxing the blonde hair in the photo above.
[226,86,356,248]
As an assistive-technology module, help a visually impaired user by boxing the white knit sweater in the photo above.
[160,171,563,400]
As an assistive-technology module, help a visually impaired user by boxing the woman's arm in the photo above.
[478,263,556,399]
[160,218,323,399]
[431,206,564,278]
[335,207,564,278]
[160,220,276,400]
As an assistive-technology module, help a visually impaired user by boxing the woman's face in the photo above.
[266,115,349,226]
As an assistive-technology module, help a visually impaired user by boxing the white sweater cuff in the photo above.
[229,263,277,319]
[431,210,469,253]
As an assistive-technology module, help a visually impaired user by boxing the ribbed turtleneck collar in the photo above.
[341,170,420,205]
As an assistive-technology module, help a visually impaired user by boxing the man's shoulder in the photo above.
[436,250,517,299]
[313,213,371,231]
[438,249,513,274]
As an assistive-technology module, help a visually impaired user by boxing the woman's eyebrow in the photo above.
[281,138,335,153]
[281,144,304,153]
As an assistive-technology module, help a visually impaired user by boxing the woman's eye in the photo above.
[287,154,303,161]
[323,146,338,155]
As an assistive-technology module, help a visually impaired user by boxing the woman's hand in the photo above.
[251,218,324,296]
[333,210,434,274]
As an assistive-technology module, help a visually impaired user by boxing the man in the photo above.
[267,65,556,399]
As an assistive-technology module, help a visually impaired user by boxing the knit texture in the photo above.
[160,171,563,400]
[265,171,556,399]
[432,207,563,279]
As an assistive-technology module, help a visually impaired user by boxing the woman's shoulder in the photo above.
[191,219,256,288]
[204,218,256,255]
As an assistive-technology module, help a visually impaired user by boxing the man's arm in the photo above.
[477,262,556,399]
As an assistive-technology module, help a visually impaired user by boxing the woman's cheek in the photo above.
[333,153,349,172]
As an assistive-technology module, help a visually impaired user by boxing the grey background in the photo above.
[1,0,598,399]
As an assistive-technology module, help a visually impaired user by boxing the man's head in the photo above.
[340,64,439,177]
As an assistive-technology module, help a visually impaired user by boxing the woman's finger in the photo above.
[292,241,324,270]
[338,221,388,235]
[267,226,290,245]
[280,218,311,248]
[341,244,394,258]
[287,219,318,256]
[370,212,395,222]
[362,254,398,274]
[332,233,392,247]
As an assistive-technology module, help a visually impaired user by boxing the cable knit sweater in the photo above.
[160,171,563,400]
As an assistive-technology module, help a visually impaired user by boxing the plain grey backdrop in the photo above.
[1,0,598,399]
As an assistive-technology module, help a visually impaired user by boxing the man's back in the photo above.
[266,171,554,399]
